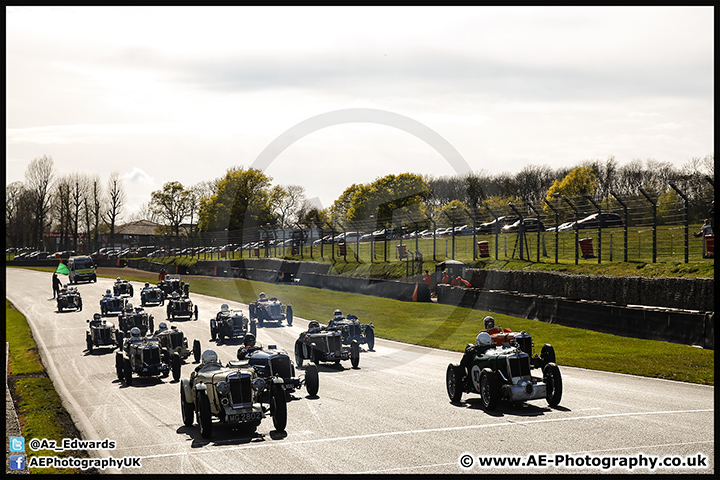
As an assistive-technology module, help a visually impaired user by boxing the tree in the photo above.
[544,166,598,217]
[5,181,33,248]
[25,155,55,249]
[197,166,275,243]
[150,181,194,237]
[103,172,126,247]
[272,184,306,228]
[344,173,429,227]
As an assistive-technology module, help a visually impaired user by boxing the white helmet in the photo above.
[201,349,218,365]
[125,302,133,310]
[334,309,343,318]
[259,292,266,299]
[158,322,167,330]
[221,304,230,313]
[106,289,111,295]
[483,316,495,330]
[145,282,150,288]
[117,277,121,282]
[476,332,492,347]
[130,327,141,338]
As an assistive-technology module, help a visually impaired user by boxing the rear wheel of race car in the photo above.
[295,340,304,367]
[181,383,194,427]
[217,333,224,346]
[171,353,181,382]
[250,321,257,337]
[197,391,213,438]
[148,318,154,334]
[194,305,198,321]
[286,305,293,326]
[167,305,172,320]
[115,352,124,380]
[305,363,319,397]
[270,386,287,432]
[365,327,375,351]
[123,358,133,386]
[86,334,93,353]
[210,327,216,342]
[129,285,134,297]
[193,339,201,363]
[480,368,499,411]
[544,362,563,407]
[115,331,123,349]
[78,298,83,312]
[446,363,463,403]
[540,344,556,369]
[350,340,360,369]
[311,346,320,366]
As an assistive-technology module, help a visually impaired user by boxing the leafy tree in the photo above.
[150,181,194,237]
[344,173,429,227]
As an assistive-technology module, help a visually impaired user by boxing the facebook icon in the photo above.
[9,454,26,471]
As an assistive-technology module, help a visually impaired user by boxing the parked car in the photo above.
[576,212,624,229]
[476,216,519,235]
[501,218,545,233]
[57,285,82,313]
[86,313,120,353]
[115,328,181,385]
[248,293,293,326]
[180,349,289,438]
[327,310,375,350]
[210,304,257,345]
[294,321,360,369]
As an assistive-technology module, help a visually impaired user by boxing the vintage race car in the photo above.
[117,304,154,338]
[113,277,134,297]
[327,311,375,350]
[57,286,83,312]
[115,329,181,385]
[86,313,119,353]
[154,324,201,363]
[140,283,165,307]
[166,292,198,321]
[210,304,257,345]
[100,291,125,317]
[158,275,189,297]
[180,350,289,438]
[237,335,319,398]
[445,339,562,410]
[248,293,293,326]
[294,321,360,369]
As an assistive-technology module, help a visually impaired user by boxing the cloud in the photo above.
[122,167,154,185]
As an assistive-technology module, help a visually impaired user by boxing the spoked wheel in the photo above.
[350,340,360,369]
[544,362,563,407]
[171,353,181,382]
[479,368,498,411]
[270,386,287,432]
[181,383,194,427]
[295,340,304,367]
[365,327,375,351]
[540,344,556,369]
[193,339,201,363]
[286,305,293,326]
[446,363,463,403]
[305,363,319,397]
[197,391,213,438]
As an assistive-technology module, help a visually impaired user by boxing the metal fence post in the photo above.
[639,188,657,263]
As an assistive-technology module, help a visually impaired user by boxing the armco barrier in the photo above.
[436,284,714,349]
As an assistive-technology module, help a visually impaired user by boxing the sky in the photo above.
[6,6,714,219]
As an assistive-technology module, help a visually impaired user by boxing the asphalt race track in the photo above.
[5,268,714,474]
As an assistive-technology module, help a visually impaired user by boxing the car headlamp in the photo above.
[252,378,266,392]
[216,381,230,395]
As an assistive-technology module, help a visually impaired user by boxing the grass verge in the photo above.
[6,299,97,475]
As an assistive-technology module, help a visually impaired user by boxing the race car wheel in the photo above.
[295,341,304,367]
[86,334,93,353]
[540,344,556,369]
[210,327,216,342]
[305,363,319,397]
[78,299,83,312]
[365,327,375,351]
[167,305,172,320]
[148,318,154,334]
[480,368,499,411]
[115,352,124,380]
[446,363,463,403]
[350,340,360,369]
[171,353,181,382]
[197,391,213,439]
[286,305,293,326]
[217,333,224,346]
[123,358,133,386]
[544,362,563,407]
[115,331,123,349]
[181,383,194,427]
[194,305,198,321]
[129,285,134,297]
[270,386,287,432]
[310,346,320,366]
[250,321,257,337]
[193,339,201,363]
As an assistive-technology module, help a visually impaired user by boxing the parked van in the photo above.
[68,256,97,284]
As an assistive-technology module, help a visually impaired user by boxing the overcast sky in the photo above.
[6,6,714,218]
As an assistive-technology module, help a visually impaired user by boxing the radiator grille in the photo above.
[229,375,252,404]
[508,354,531,377]
[270,356,292,378]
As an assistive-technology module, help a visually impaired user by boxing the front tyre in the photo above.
[544,362,563,407]
[270,386,287,432]
[115,352,124,380]
[193,339,201,363]
[286,305,293,326]
[479,368,498,411]
[295,340,304,367]
[123,358,133,386]
[446,363,463,403]
[197,391,213,438]
[181,383,194,427]
[365,327,375,351]
[171,353,181,382]
[350,340,360,369]
[305,363,319,397]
